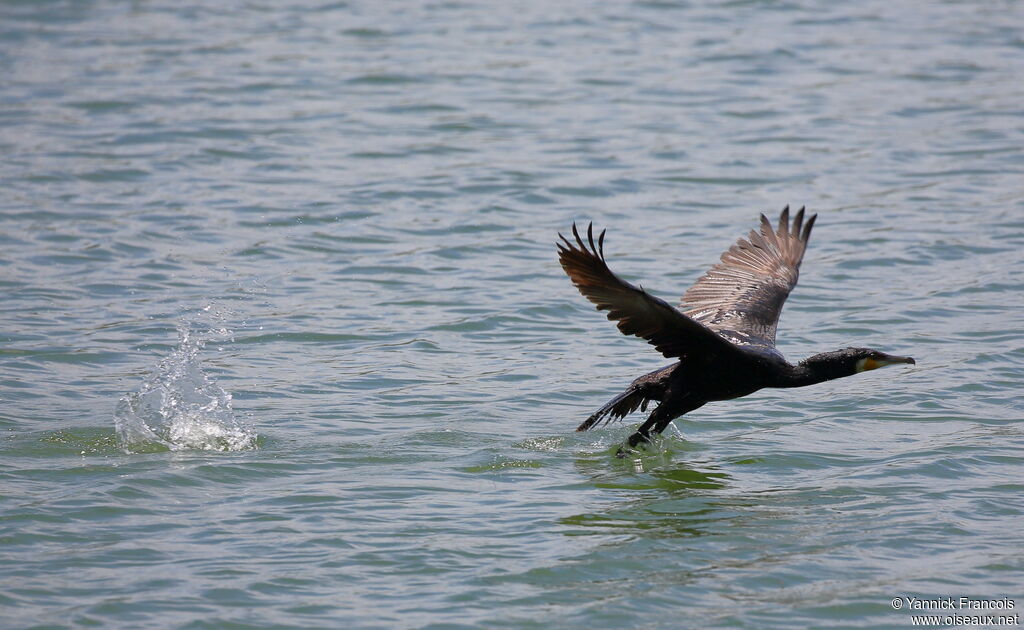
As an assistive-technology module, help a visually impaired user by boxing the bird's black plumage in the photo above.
[558,207,915,451]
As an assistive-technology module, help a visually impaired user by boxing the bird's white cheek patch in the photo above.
[856,358,881,372]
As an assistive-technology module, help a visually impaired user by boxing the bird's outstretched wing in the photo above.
[558,223,741,361]
[679,206,817,348]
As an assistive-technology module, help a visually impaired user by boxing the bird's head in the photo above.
[799,347,916,381]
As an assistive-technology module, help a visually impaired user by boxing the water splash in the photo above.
[115,306,257,453]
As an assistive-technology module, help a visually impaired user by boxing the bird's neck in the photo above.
[774,361,845,388]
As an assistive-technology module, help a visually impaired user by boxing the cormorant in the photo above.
[557,207,915,452]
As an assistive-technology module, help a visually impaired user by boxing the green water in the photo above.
[2,1,1023,628]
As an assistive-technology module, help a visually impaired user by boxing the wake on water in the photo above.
[115,306,257,453]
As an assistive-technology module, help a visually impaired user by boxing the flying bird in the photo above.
[557,207,915,453]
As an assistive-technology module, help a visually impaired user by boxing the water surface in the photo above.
[2,1,1023,628]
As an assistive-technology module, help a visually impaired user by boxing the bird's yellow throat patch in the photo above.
[856,357,881,372]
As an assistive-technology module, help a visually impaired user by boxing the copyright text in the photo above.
[891,597,1018,627]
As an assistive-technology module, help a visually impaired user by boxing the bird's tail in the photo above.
[576,386,649,432]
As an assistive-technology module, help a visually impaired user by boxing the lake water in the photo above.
[2,1,1023,628]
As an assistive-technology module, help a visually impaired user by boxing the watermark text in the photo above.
[891,597,1018,626]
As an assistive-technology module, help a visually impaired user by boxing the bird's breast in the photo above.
[677,364,759,402]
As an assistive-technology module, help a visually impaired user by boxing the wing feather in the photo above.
[558,223,740,361]
[679,206,817,347]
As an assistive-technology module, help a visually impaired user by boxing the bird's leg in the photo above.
[615,408,663,457]
[615,398,703,458]
[616,430,651,458]
[626,427,652,448]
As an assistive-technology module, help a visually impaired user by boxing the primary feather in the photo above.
[557,223,740,361]
[679,206,816,348]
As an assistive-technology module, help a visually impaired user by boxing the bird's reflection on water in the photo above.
[561,439,737,539]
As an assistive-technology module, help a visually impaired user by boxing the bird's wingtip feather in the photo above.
[802,212,817,241]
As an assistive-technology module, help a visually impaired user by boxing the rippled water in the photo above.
[2,0,1023,628]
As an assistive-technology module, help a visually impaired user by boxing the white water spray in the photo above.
[115,307,257,452]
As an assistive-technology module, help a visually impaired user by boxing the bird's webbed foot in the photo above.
[614,430,652,458]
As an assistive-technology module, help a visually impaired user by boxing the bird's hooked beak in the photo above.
[856,353,916,372]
